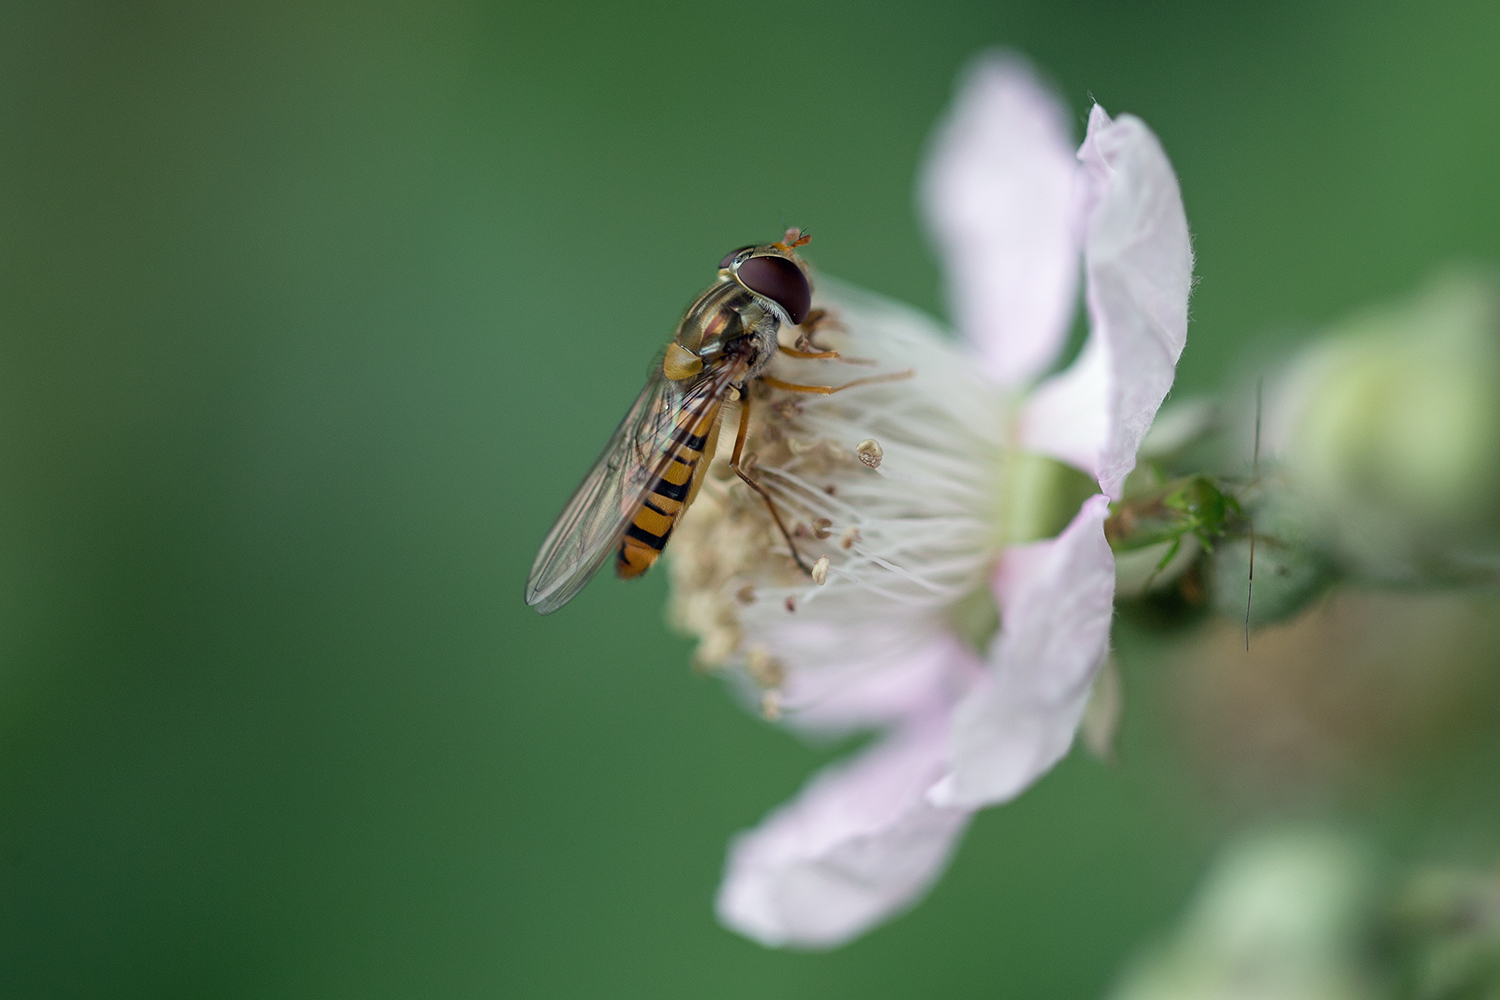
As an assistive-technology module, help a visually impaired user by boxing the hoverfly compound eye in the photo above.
[734,254,812,325]
[719,245,755,269]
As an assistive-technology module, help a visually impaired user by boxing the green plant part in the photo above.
[1210,489,1338,627]
[1105,475,1247,591]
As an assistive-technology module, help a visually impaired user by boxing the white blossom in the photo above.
[669,53,1193,948]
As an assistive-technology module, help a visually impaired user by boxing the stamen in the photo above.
[735,584,756,604]
[745,646,786,688]
[772,398,804,419]
[693,624,740,668]
[839,526,861,550]
[811,556,830,585]
[856,438,884,469]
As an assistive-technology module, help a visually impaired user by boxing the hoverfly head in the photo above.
[731,250,812,326]
[718,245,756,269]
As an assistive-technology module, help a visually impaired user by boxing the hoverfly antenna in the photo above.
[1245,377,1264,651]
[773,227,811,251]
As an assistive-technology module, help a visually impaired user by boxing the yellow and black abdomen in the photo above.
[616,395,724,578]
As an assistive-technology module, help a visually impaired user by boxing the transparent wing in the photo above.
[525,363,734,614]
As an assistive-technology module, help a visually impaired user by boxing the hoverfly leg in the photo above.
[729,389,814,576]
[758,369,915,396]
[777,343,841,361]
[790,308,839,351]
[786,309,877,365]
[782,310,841,360]
[798,308,834,339]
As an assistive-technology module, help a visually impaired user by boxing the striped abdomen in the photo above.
[616,392,725,578]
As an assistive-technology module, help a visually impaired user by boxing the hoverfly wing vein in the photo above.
[525,364,734,614]
[525,370,679,613]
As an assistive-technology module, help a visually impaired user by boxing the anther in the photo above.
[784,596,797,613]
[695,626,739,668]
[745,646,786,689]
[772,398,804,419]
[856,438,884,469]
[735,584,756,605]
[812,517,833,539]
[839,526,861,550]
[811,556,830,585]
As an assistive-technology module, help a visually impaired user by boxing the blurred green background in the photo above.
[3,0,1500,996]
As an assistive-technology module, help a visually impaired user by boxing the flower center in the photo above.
[666,288,1098,698]
[999,450,1100,547]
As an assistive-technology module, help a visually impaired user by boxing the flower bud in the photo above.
[1109,828,1379,1000]
[1266,269,1500,579]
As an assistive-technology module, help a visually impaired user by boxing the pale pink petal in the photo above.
[765,620,982,735]
[717,713,971,949]
[920,52,1081,388]
[1015,336,1109,480]
[930,494,1114,809]
[1020,105,1193,499]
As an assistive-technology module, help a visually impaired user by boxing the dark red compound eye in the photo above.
[734,254,811,325]
[719,245,755,269]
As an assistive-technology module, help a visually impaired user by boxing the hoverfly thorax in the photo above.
[673,245,812,384]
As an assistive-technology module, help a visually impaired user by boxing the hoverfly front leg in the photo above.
[758,369,916,395]
[777,343,841,361]
[781,308,878,365]
[789,308,839,355]
[729,388,815,577]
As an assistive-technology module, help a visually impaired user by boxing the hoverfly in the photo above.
[525,230,902,615]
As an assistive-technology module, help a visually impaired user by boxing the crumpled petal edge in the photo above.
[1019,104,1193,498]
